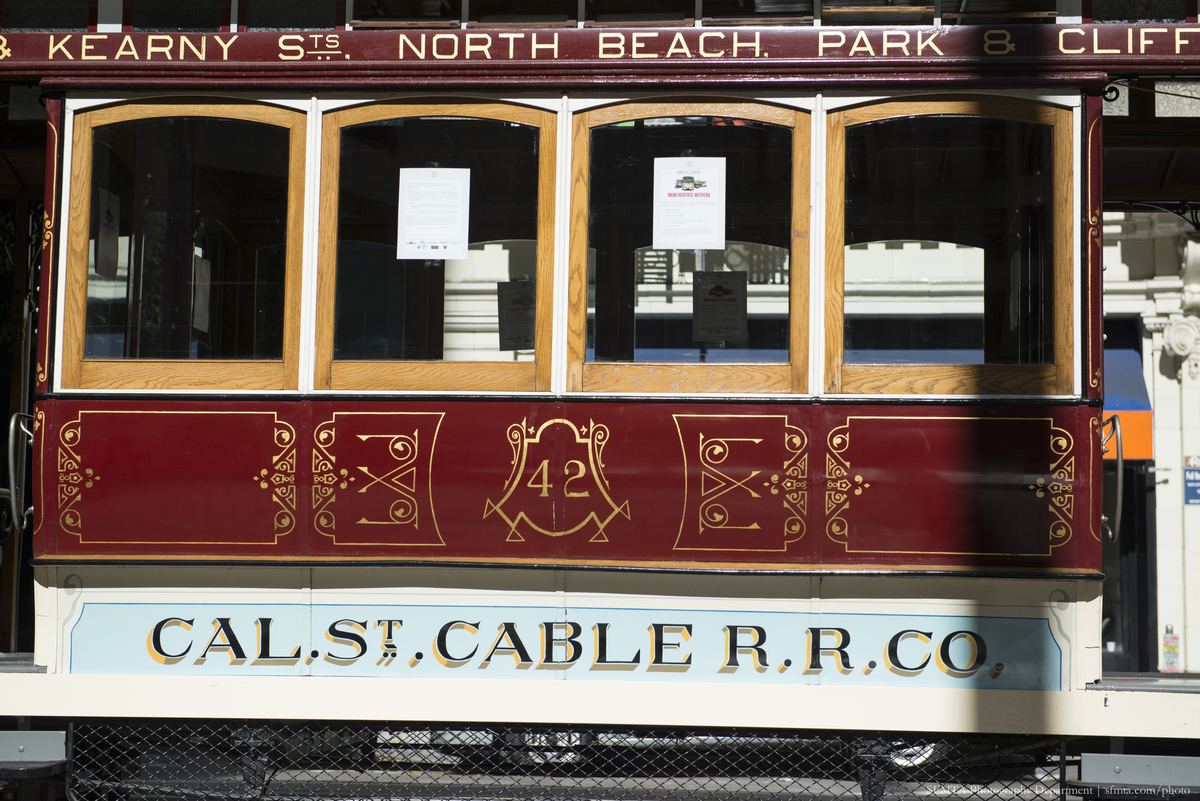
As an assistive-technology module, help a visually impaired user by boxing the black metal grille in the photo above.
[67,721,1066,801]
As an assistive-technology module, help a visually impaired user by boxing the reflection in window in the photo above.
[85,117,291,360]
[844,116,1053,365]
[334,117,539,362]
[588,116,791,364]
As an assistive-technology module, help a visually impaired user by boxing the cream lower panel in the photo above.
[50,567,1094,694]
[0,675,1190,738]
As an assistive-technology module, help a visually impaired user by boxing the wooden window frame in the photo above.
[62,102,307,391]
[315,102,557,392]
[825,95,1074,396]
[567,101,810,394]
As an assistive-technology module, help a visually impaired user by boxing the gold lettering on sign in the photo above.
[599,32,624,58]
[1093,28,1119,54]
[180,36,205,60]
[1178,28,1200,54]
[146,35,173,59]
[114,35,139,59]
[666,32,691,58]
[279,33,305,60]
[432,33,458,59]
[81,34,106,60]
[848,31,875,56]
[465,33,491,59]
[1141,27,1167,54]
[632,32,658,58]
[49,34,73,59]
[500,32,524,58]
[733,31,760,57]
[917,30,943,55]
[882,31,910,55]
[399,33,425,59]
[1059,28,1085,54]
[215,34,237,60]
[531,32,558,58]
[819,31,846,56]
[699,31,724,57]
[982,29,1014,55]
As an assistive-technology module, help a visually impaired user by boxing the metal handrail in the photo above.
[1100,414,1123,542]
[5,412,33,535]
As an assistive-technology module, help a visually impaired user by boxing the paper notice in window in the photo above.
[692,270,748,342]
[652,157,726,251]
[497,280,536,351]
[191,256,211,334]
[398,168,470,260]
[95,188,120,280]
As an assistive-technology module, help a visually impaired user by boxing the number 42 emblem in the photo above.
[483,418,631,542]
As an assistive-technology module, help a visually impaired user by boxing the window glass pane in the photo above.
[85,116,291,360]
[844,115,1053,365]
[2,0,88,30]
[247,0,337,29]
[588,116,791,364]
[132,0,222,31]
[334,116,540,362]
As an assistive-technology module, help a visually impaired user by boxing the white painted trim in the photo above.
[1073,101,1083,396]
[821,89,1081,111]
[52,108,74,393]
[315,95,563,114]
[33,567,56,672]
[65,93,312,113]
[810,93,825,397]
[551,94,572,395]
[298,95,321,393]
[5,674,1192,735]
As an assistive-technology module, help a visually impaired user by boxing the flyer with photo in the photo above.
[652,157,726,251]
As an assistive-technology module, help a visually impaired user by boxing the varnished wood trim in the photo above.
[1052,105,1075,395]
[64,103,307,390]
[826,97,1075,396]
[79,102,305,130]
[313,113,341,391]
[840,364,1057,395]
[330,360,536,392]
[329,101,550,130]
[319,101,556,392]
[534,116,557,392]
[34,553,1104,576]
[789,109,810,394]
[836,95,1063,128]
[572,101,807,394]
[61,114,93,390]
[566,110,591,393]
[824,110,847,394]
[78,360,287,390]
[581,362,792,393]
[584,101,798,129]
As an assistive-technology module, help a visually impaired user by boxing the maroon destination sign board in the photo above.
[0,24,1196,85]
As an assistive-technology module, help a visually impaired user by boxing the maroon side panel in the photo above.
[36,95,61,397]
[50,400,309,557]
[556,402,815,565]
[1081,405,1104,569]
[306,401,816,565]
[31,399,54,557]
[1085,94,1104,402]
[307,399,561,562]
[816,405,1088,570]
[42,399,1096,571]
